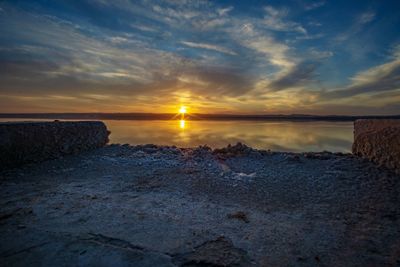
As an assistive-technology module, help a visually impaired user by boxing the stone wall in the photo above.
[0,121,109,169]
[353,119,400,173]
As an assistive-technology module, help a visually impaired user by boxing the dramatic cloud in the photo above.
[324,48,400,99]
[0,0,399,114]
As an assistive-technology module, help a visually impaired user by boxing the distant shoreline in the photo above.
[0,113,400,122]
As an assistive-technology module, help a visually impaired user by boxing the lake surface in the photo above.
[1,119,354,152]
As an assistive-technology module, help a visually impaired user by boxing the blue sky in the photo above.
[0,0,399,114]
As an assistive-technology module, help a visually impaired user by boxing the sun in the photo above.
[179,106,187,114]
[179,106,187,120]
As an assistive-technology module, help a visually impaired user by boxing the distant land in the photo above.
[1,113,400,121]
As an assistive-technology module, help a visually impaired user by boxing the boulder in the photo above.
[352,119,400,173]
[0,121,109,169]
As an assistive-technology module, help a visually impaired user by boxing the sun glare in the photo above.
[179,106,187,114]
[179,106,188,120]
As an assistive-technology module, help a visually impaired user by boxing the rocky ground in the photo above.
[1,143,399,266]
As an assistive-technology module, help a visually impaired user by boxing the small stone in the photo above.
[227,211,250,223]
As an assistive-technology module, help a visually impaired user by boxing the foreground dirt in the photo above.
[1,143,399,266]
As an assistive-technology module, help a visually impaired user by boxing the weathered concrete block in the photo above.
[0,121,109,169]
[352,119,400,173]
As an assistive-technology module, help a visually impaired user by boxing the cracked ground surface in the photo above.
[1,143,400,266]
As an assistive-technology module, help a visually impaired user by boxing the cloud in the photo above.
[357,11,375,24]
[0,8,174,90]
[197,18,229,30]
[304,1,326,11]
[267,62,317,91]
[335,11,376,42]
[0,4,256,102]
[296,33,324,40]
[228,22,296,72]
[217,6,233,16]
[108,36,131,44]
[0,0,397,115]
[240,34,294,69]
[308,48,333,59]
[176,66,254,96]
[180,41,237,55]
[323,47,400,99]
[130,24,158,33]
[263,6,307,34]
[308,21,322,27]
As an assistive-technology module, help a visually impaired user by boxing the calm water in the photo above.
[1,119,354,152]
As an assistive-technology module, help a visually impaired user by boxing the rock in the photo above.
[303,152,333,160]
[227,211,250,223]
[286,154,301,162]
[352,119,400,173]
[173,237,251,266]
[0,121,109,169]
[213,142,253,158]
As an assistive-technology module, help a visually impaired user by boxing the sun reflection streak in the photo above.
[179,119,185,129]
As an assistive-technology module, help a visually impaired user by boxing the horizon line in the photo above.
[1,112,400,122]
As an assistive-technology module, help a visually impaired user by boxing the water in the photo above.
[0,119,354,152]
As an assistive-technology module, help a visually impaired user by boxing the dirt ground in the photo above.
[1,143,399,266]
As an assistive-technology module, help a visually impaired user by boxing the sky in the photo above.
[0,0,399,115]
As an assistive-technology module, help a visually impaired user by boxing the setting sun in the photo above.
[179,106,187,114]
[179,106,187,120]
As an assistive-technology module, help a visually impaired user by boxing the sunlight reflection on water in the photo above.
[0,119,354,152]
[179,119,185,129]
[105,120,353,152]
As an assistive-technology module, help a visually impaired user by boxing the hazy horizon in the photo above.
[1,112,400,121]
[1,111,400,116]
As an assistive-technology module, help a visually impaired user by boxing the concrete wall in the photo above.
[0,121,109,169]
[353,119,400,173]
